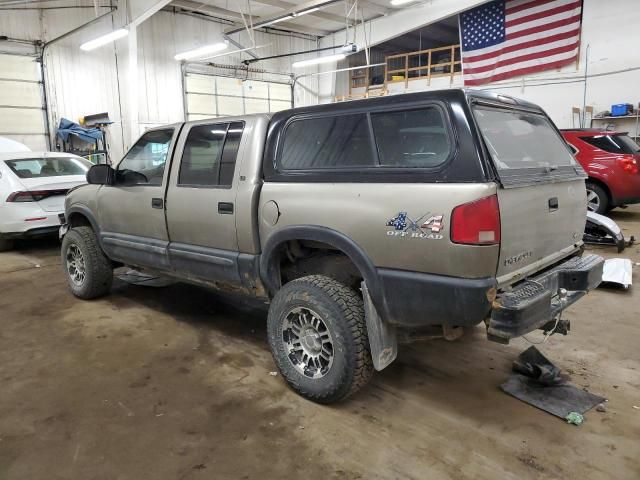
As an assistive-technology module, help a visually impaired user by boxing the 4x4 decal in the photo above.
[386,212,445,240]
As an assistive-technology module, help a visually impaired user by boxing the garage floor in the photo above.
[1,209,639,480]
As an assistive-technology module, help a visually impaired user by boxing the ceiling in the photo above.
[171,0,397,37]
[374,14,459,54]
[0,0,425,41]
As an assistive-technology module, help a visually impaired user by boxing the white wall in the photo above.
[1,4,318,160]
[319,0,640,132]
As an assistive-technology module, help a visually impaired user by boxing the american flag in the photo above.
[460,0,583,86]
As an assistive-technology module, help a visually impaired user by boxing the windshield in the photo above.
[473,107,577,171]
[5,157,92,178]
[580,134,640,155]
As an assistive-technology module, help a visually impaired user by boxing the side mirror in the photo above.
[86,164,114,185]
[117,169,149,186]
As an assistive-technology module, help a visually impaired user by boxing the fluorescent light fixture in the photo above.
[295,7,320,16]
[390,0,418,5]
[174,41,229,61]
[260,14,294,27]
[80,28,128,51]
[292,53,346,69]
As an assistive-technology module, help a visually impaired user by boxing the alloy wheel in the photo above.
[66,244,86,286]
[586,188,600,212]
[282,307,334,379]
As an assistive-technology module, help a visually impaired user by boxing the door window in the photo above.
[117,129,174,186]
[178,122,244,187]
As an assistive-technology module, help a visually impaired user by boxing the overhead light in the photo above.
[260,14,294,27]
[390,0,418,5]
[294,7,320,16]
[292,53,346,69]
[80,28,128,51]
[174,41,229,61]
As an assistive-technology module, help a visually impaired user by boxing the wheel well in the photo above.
[275,240,363,292]
[68,212,92,229]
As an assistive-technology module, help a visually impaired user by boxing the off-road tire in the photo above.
[267,275,374,403]
[585,181,609,214]
[61,226,113,299]
[0,238,14,252]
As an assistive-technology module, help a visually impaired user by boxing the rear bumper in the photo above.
[378,269,495,327]
[0,206,63,237]
[0,225,60,240]
[487,254,604,343]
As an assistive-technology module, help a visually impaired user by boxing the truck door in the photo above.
[96,127,178,269]
[165,120,245,284]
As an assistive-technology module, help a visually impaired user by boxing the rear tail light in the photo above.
[450,195,501,245]
[6,189,68,202]
[618,156,638,174]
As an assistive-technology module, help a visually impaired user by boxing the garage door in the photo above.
[0,54,49,151]
[184,73,292,121]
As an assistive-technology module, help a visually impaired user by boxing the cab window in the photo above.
[178,122,244,187]
[117,129,174,186]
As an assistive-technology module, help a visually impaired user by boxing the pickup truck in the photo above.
[60,89,604,403]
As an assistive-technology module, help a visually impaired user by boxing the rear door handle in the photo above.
[218,202,234,215]
[151,198,164,209]
[548,197,559,211]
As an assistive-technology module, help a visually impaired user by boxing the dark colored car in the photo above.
[561,129,640,214]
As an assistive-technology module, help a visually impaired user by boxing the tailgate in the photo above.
[496,180,586,283]
[471,100,588,285]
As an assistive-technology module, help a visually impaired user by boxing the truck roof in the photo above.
[269,88,544,126]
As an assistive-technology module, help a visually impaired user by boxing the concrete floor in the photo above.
[1,208,639,480]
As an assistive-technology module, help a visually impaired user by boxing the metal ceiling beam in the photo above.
[357,1,390,16]
[224,0,342,35]
[130,0,174,26]
[249,0,348,25]
[0,0,66,5]
[171,0,329,36]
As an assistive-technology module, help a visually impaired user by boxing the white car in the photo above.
[0,152,91,251]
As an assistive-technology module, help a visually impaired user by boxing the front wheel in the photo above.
[586,181,609,214]
[61,226,113,299]
[267,275,374,403]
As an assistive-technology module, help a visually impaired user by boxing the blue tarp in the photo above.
[56,118,103,143]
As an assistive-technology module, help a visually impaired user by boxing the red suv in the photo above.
[561,129,640,214]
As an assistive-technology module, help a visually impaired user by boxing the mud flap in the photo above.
[362,282,397,371]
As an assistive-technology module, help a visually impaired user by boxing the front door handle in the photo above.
[218,202,234,215]
[548,197,559,211]
[151,198,164,209]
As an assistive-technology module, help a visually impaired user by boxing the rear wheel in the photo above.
[267,275,374,403]
[0,238,14,252]
[586,181,609,214]
[61,226,113,299]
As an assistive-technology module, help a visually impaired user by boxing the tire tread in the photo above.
[269,274,374,403]
[62,226,113,299]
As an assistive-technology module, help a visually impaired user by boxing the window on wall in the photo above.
[178,121,244,187]
[184,73,292,121]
